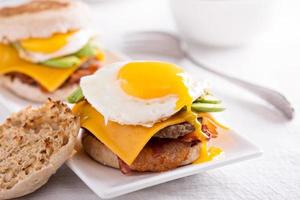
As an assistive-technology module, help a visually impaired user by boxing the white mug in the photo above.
[170,0,275,47]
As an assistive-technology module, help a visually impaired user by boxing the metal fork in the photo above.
[122,31,294,120]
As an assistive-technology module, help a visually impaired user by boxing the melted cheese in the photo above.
[73,100,195,165]
[73,100,227,166]
[0,44,79,92]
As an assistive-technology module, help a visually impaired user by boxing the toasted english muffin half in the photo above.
[0,100,80,199]
[82,131,201,173]
[0,0,90,43]
[0,75,78,102]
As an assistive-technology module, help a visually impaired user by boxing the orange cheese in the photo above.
[73,100,195,165]
[0,44,80,92]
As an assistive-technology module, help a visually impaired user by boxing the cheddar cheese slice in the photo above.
[73,100,192,165]
[0,44,80,92]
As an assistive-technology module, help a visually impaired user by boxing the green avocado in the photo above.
[195,95,221,104]
[42,56,81,68]
[192,102,225,112]
[67,87,84,103]
[75,42,98,57]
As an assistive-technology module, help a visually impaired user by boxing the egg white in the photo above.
[80,61,205,127]
[18,29,93,62]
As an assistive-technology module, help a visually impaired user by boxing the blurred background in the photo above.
[0,0,299,199]
[81,0,300,121]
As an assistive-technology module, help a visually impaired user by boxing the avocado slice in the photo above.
[67,87,84,103]
[192,102,225,112]
[42,56,81,68]
[195,95,221,104]
[75,42,98,57]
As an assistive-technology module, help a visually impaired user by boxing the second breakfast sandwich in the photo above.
[0,0,104,102]
[68,61,228,174]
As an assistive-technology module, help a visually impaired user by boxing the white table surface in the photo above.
[3,0,300,199]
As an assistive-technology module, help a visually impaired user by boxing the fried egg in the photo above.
[17,29,93,62]
[80,61,205,127]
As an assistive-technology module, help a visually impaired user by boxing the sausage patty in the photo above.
[154,122,195,139]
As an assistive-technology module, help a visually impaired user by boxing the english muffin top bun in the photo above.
[0,0,105,102]
[0,100,80,199]
[0,0,90,43]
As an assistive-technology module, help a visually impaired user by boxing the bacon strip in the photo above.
[179,132,200,143]
[5,57,102,92]
[118,158,132,174]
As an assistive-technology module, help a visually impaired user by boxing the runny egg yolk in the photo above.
[118,61,191,110]
[19,30,77,53]
[118,61,209,142]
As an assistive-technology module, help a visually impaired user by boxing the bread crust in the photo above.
[0,100,80,199]
[82,132,200,172]
[0,75,78,102]
[0,0,90,42]
[82,133,120,169]
[0,0,69,17]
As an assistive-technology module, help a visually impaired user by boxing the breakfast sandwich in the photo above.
[0,0,105,102]
[68,61,228,174]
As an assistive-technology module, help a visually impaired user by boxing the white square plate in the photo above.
[0,86,262,199]
[0,51,262,199]
[66,129,262,199]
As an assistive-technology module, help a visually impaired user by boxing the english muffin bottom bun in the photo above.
[69,61,228,174]
[82,129,201,173]
[0,75,78,102]
[0,0,105,102]
[0,100,80,199]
